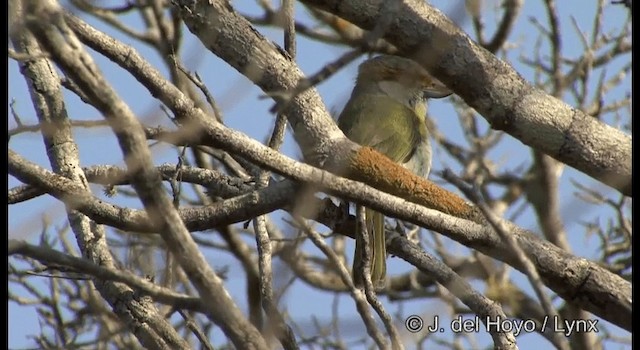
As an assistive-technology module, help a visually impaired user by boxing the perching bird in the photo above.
[337,55,452,289]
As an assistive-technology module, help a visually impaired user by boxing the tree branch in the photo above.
[23,1,268,347]
[300,0,631,196]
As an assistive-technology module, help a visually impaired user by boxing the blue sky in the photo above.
[8,1,631,349]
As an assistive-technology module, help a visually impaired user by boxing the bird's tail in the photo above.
[353,206,386,289]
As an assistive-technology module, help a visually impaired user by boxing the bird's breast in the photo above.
[403,138,432,178]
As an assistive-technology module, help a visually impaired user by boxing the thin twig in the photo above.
[251,1,299,348]
[9,240,203,311]
[177,310,215,350]
[443,170,570,350]
[356,207,403,350]
[171,54,224,122]
[294,217,388,349]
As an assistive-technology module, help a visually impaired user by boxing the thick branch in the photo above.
[12,1,189,347]
[9,147,632,331]
[300,0,631,196]
[24,1,268,347]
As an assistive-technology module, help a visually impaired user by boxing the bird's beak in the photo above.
[423,78,453,99]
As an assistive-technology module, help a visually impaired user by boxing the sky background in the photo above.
[8,0,631,349]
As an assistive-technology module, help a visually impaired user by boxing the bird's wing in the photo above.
[337,93,423,163]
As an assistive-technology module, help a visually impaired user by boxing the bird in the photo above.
[337,55,452,289]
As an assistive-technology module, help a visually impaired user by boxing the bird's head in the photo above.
[356,55,452,100]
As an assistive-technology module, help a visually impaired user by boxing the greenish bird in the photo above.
[337,55,452,289]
